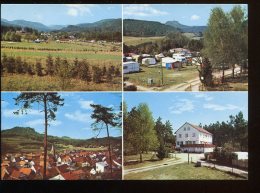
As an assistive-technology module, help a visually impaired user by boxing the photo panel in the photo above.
[1,4,122,91]
[123,4,248,92]
[1,92,122,180]
[123,92,248,180]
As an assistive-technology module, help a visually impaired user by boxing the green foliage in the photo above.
[35,59,43,76]
[124,103,159,162]
[203,5,248,76]
[203,111,248,151]
[123,19,179,37]
[198,57,213,86]
[56,58,72,89]
[46,54,54,75]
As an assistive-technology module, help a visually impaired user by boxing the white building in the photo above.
[175,122,215,153]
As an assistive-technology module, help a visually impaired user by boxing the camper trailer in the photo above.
[141,58,156,65]
[172,53,186,63]
[123,62,140,74]
[162,57,182,69]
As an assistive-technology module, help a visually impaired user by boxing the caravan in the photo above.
[123,62,140,74]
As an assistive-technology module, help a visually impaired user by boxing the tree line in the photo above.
[202,111,248,152]
[123,102,175,162]
[1,54,121,89]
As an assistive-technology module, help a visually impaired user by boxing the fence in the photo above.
[232,159,248,170]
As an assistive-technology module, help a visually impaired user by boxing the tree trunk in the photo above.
[222,68,225,83]
[140,152,143,163]
[106,123,113,175]
[232,65,235,78]
[43,94,48,180]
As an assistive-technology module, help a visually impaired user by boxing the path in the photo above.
[200,161,248,178]
[124,153,204,175]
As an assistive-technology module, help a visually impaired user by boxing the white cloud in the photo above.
[193,93,213,101]
[203,103,240,111]
[169,99,194,114]
[79,100,94,110]
[65,4,96,17]
[25,119,61,127]
[65,110,91,123]
[191,14,200,20]
[124,4,168,17]
[2,109,43,118]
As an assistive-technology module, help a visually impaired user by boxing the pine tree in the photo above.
[36,60,44,76]
[78,59,92,83]
[46,54,54,76]
[16,56,24,74]
[6,56,16,74]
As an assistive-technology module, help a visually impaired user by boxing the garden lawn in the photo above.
[124,163,246,180]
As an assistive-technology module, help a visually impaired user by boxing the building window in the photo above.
[185,134,188,138]
[184,127,186,131]
[179,134,182,138]
[177,141,179,145]
[180,141,183,145]
[193,141,195,144]
[187,127,190,131]
[192,133,195,137]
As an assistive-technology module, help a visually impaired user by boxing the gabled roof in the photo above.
[174,122,212,135]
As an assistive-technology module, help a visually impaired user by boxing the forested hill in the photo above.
[1,127,121,154]
[58,18,122,33]
[1,18,122,33]
[123,19,180,37]
[165,20,207,33]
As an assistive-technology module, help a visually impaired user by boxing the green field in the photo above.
[124,65,198,90]
[124,163,245,180]
[1,40,122,91]
[123,36,164,46]
[1,41,121,64]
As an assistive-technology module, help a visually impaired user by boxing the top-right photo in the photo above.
[123,4,248,91]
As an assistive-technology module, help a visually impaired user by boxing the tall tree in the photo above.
[13,93,64,179]
[126,103,159,162]
[90,104,120,174]
[203,7,231,82]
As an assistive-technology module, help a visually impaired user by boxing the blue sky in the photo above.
[124,92,248,133]
[1,92,122,139]
[123,4,248,26]
[1,4,122,25]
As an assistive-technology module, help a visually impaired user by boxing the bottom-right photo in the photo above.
[123,92,248,180]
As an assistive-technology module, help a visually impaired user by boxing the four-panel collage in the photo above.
[1,4,248,181]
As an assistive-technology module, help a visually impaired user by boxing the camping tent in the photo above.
[142,58,156,65]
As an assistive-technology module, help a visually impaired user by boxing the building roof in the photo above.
[19,168,32,176]
[175,122,212,135]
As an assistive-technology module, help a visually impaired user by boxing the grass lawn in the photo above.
[124,65,198,90]
[124,163,246,180]
[124,152,179,169]
[123,36,165,46]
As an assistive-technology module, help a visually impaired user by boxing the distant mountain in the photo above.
[165,20,207,33]
[1,19,50,32]
[124,19,180,37]
[59,18,122,32]
[1,127,121,153]
[1,18,122,33]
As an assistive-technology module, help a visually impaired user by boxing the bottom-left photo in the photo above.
[1,92,122,180]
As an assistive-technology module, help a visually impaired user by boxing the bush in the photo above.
[157,146,166,160]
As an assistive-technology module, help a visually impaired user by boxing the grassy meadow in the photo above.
[1,40,122,91]
[124,65,198,90]
[124,163,246,180]
[123,36,164,46]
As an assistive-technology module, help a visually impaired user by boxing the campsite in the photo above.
[123,4,248,91]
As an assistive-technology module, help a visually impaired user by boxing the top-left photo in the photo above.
[1,4,122,91]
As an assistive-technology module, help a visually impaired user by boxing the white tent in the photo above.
[142,58,156,65]
[161,57,176,67]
